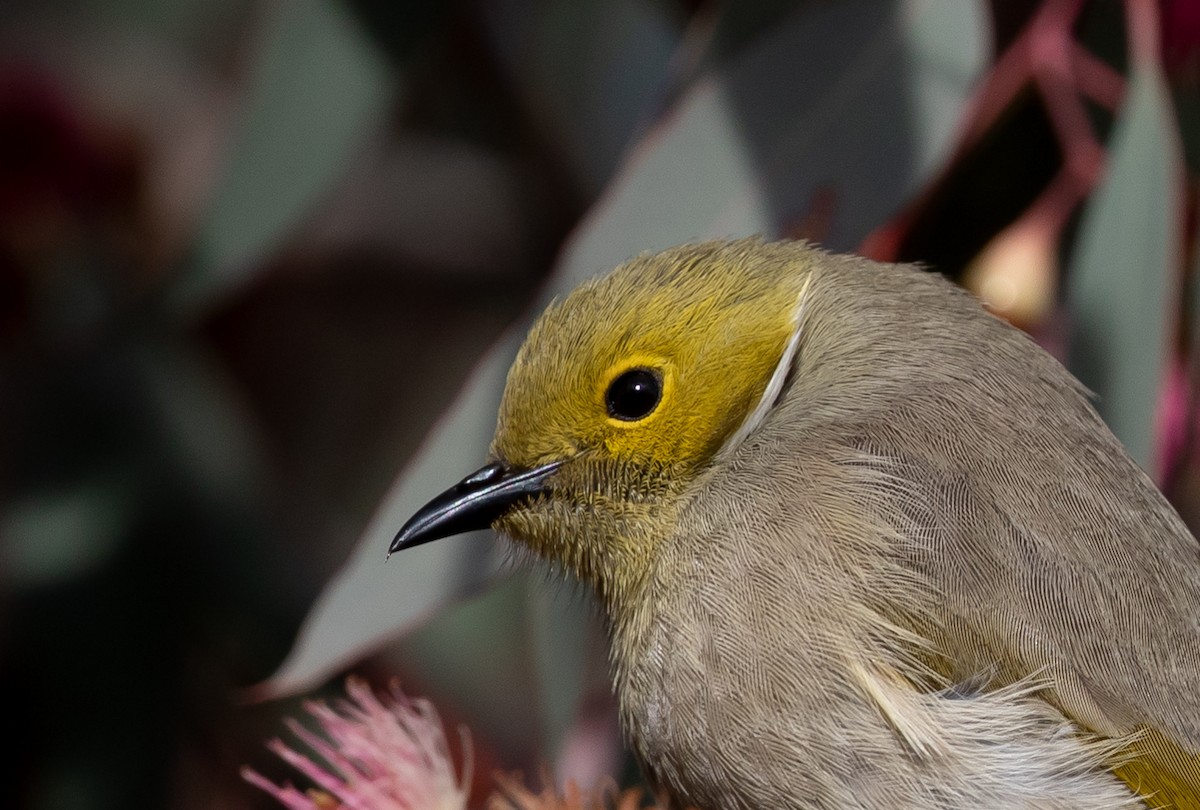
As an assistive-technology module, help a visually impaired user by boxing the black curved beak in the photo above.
[387,460,562,557]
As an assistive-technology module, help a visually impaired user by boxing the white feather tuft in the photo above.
[717,276,814,461]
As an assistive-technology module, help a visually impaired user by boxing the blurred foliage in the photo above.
[0,1,1198,809]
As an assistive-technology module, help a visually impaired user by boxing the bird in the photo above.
[389,238,1200,809]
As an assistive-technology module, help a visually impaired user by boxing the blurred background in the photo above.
[1,0,1198,807]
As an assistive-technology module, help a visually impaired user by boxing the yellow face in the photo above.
[489,239,813,600]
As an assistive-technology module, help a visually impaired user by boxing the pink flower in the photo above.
[243,677,471,810]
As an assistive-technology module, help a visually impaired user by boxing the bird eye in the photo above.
[605,368,662,421]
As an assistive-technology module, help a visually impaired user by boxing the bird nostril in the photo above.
[460,462,506,489]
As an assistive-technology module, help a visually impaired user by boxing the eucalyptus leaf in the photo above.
[1067,55,1183,472]
[479,0,682,195]
[78,0,253,62]
[394,574,548,765]
[2,478,134,588]
[178,0,393,312]
[257,346,514,699]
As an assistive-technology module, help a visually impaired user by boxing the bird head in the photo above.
[389,239,814,608]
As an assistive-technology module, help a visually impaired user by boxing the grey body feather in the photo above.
[612,251,1199,808]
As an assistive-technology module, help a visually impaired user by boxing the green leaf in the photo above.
[391,574,547,764]
[258,347,513,698]
[179,0,393,311]
[1,478,134,588]
[1067,55,1183,471]
[479,0,683,195]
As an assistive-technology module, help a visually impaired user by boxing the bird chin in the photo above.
[494,501,625,598]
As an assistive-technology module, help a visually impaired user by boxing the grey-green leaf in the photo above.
[179,0,393,312]
[1067,55,1183,472]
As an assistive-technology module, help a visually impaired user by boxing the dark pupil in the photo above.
[606,368,662,421]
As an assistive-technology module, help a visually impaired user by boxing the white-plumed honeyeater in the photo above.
[389,238,1200,809]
